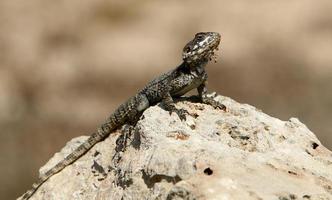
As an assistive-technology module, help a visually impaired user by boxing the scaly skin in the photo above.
[20,32,223,199]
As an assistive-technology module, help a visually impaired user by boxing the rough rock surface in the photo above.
[24,94,332,200]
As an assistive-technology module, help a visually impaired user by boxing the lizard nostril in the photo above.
[185,47,191,53]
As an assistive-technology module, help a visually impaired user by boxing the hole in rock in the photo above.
[311,142,319,149]
[204,168,213,175]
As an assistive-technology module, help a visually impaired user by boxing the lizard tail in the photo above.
[20,129,115,199]
[19,95,140,200]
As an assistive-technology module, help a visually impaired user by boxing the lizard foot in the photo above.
[162,102,189,121]
[202,96,226,111]
[166,107,189,121]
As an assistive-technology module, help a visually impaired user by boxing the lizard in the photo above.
[20,31,224,199]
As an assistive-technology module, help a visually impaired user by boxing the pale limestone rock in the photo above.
[25,95,332,200]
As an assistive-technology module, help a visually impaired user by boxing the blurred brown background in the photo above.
[1,0,331,199]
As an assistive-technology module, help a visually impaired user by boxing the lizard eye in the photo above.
[196,35,204,41]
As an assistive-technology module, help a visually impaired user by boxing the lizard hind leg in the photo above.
[112,124,135,163]
[117,124,135,151]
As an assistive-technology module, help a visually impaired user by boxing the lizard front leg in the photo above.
[162,92,189,121]
[197,82,226,110]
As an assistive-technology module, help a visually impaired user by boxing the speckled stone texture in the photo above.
[23,94,332,200]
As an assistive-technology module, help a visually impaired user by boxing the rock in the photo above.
[23,95,332,200]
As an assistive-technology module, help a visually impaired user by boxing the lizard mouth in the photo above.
[208,46,220,63]
[205,34,221,63]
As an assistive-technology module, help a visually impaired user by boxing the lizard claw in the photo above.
[210,100,226,111]
[169,108,189,121]
[202,97,226,111]
[176,108,189,121]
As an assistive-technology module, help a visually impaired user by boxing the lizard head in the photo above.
[182,32,221,64]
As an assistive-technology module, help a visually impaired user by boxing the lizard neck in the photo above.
[183,58,209,69]
[182,58,208,74]
[170,59,208,97]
